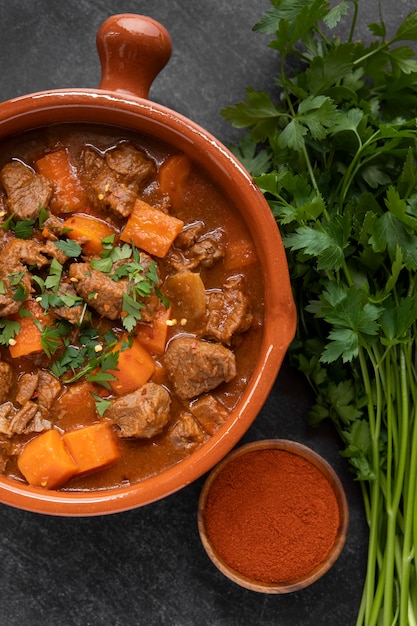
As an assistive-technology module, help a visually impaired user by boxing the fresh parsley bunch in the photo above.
[222,1,417,624]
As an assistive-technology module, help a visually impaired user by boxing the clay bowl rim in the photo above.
[0,89,296,516]
[197,438,350,593]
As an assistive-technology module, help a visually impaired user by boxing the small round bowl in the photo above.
[0,16,296,516]
[198,439,349,593]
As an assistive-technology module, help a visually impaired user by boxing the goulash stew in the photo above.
[0,124,264,491]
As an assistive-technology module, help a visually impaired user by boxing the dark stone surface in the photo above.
[0,1,410,624]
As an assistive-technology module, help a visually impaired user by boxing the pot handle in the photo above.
[96,14,172,99]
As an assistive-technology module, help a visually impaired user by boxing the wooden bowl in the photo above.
[198,439,349,593]
[0,16,296,516]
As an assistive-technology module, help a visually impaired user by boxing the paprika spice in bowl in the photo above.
[197,439,349,593]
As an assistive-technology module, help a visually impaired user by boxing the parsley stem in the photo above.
[353,40,391,67]
[348,0,359,43]
[383,346,408,623]
[399,344,417,624]
[358,344,382,624]
[302,144,320,195]
[338,130,381,208]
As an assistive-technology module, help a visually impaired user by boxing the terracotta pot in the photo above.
[0,15,296,516]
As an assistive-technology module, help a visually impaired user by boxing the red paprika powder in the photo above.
[202,446,341,584]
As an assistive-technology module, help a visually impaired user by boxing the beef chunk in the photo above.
[82,143,155,218]
[0,369,59,437]
[37,370,62,413]
[0,161,53,220]
[190,394,229,435]
[50,280,85,324]
[0,238,65,316]
[168,412,207,450]
[0,403,13,436]
[16,373,39,406]
[0,284,23,316]
[0,447,9,473]
[69,261,127,319]
[8,401,40,434]
[0,362,14,404]
[69,253,160,322]
[163,337,236,400]
[1,238,66,272]
[169,223,225,271]
[188,238,225,268]
[175,222,205,249]
[0,401,51,437]
[14,370,61,413]
[41,214,65,240]
[105,383,171,438]
[39,239,69,265]
[204,279,253,345]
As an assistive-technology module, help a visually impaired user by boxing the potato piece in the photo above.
[163,270,206,329]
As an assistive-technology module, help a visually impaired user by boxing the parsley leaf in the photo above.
[91,393,113,417]
[0,319,20,346]
[54,239,82,257]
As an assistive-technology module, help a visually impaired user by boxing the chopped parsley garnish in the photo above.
[91,393,113,417]
[50,327,120,388]
[54,238,82,257]
[1,205,51,239]
[0,210,163,418]
[0,318,20,346]
[40,319,71,358]
[9,271,27,302]
[91,240,161,331]
[121,292,145,332]
[44,258,63,291]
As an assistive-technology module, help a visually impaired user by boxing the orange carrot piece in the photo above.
[62,423,120,475]
[158,154,191,209]
[120,199,184,258]
[136,304,172,354]
[109,335,156,395]
[63,214,117,256]
[8,301,54,359]
[35,148,86,213]
[17,429,78,489]
[223,238,258,271]
[151,363,169,386]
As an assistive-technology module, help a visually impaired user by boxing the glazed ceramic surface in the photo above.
[0,15,296,515]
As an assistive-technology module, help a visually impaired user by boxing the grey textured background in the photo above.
[0,1,413,625]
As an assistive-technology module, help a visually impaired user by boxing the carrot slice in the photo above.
[35,148,86,213]
[63,214,117,256]
[109,335,156,395]
[62,423,120,475]
[120,199,184,258]
[223,238,258,271]
[158,154,191,209]
[136,304,172,354]
[17,429,78,489]
[8,301,55,358]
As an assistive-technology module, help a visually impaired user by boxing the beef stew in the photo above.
[0,123,264,491]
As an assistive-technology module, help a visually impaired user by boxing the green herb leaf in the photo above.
[54,239,82,257]
[0,319,20,346]
[91,393,113,417]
